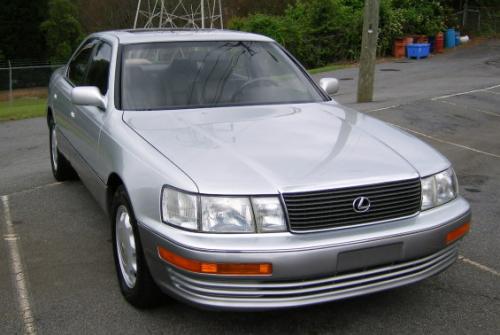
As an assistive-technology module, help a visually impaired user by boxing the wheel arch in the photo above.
[47,106,53,126]
[107,172,125,214]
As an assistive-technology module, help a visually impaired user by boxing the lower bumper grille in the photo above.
[168,245,457,307]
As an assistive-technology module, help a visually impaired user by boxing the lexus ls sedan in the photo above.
[47,29,471,310]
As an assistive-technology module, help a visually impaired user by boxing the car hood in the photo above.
[123,102,450,194]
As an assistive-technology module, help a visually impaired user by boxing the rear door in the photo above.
[55,39,97,156]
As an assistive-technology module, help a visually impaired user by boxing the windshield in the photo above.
[120,41,326,110]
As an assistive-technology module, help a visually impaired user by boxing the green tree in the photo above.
[0,0,48,60]
[41,0,84,63]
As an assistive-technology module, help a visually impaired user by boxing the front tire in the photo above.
[49,117,77,181]
[111,186,162,308]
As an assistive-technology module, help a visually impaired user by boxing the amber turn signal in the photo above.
[157,246,272,275]
[446,222,470,244]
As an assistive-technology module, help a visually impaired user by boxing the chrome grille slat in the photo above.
[290,213,418,230]
[288,205,420,224]
[284,182,421,199]
[286,192,421,211]
[283,188,421,204]
[289,200,421,219]
[289,207,420,223]
[283,178,421,232]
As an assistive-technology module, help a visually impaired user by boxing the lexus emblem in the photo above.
[353,196,371,213]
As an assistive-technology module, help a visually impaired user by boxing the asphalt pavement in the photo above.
[1,40,500,334]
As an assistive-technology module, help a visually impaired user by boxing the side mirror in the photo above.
[319,78,339,95]
[71,86,106,110]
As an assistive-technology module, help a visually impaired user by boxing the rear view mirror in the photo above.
[319,78,339,95]
[71,86,106,110]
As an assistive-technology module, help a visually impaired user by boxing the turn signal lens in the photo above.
[157,246,272,275]
[446,222,470,244]
[161,188,198,231]
[158,246,200,272]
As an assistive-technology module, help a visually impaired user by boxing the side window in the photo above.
[87,42,112,95]
[68,41,95,86]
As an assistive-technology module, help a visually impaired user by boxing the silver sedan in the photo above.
[47,29,471,310]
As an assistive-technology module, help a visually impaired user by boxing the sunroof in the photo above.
[124,28,216,34]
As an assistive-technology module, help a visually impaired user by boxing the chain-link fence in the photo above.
[0,60,65,122]
[479,6,500,35]
[454,6,500,35]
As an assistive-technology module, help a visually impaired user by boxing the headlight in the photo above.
[421,168,458,210]
[201,196,254,233]
[161,187,287,233]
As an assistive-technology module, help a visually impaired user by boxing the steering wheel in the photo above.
[231,78,279,102]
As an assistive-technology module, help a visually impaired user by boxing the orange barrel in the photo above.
[416,35,429,43]
[403,36,414,57]
[435,32,444,53]
[404,36,414,46]
[393,38,406,58]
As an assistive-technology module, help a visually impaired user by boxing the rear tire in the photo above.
[49,117,77,181]
[111,185,162,308]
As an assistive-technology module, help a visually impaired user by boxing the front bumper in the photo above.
[138,197,471,310]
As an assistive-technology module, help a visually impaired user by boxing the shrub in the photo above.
[392,0,446,35]
[229,0,363,68]
[229,0,450,68]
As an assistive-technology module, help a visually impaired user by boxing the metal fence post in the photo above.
[201,0,205,28]
[218,0,223,29]
[8,60,13,105]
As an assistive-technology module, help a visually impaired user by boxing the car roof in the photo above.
[95,29,275,44]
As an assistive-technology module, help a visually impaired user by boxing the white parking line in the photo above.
[366,105,400,113]
[477,90,500,96]
[459,255,500,278]
[1,182,63,198]
[431,84,500,101]
[1,196,37,335]
[436,100,500,118]
[390,124,500,159]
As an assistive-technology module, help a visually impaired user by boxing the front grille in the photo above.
[283,178,421,232]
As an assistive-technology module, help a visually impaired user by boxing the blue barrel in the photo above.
[428,36,436,53]
[446,28,456,48]
[455,31,461,45]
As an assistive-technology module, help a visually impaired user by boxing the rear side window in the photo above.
[68,41,95,86]
[87,42,112,95]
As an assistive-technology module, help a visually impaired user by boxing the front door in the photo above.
[72,40,113,180]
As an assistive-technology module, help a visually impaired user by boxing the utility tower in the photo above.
[134,0,223,29]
